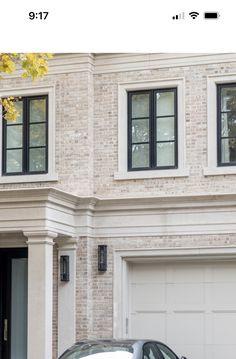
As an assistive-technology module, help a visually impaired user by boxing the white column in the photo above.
[24,231,57,359]
[57,238,78,357]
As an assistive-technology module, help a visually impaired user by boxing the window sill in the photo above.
[0,173,58,184]
[203,167,236,176]
[114,168,190,180]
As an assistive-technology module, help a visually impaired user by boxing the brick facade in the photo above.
[2,53,236,358]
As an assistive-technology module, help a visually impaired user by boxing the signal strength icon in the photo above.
[189,11,199,19]
[172,12,185,20]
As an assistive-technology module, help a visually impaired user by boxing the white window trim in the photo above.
[204,74,236,176]
[0,85,58,183]
[114,78,189,180]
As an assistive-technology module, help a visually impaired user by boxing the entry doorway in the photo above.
[0,249,28,359]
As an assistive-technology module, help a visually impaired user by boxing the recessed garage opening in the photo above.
[127,259,236,359]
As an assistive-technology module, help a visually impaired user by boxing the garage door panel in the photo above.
[167,283,205,306]
[172,265,205,283]
[131,283,166,310]
[131,312,166,341]
[212,313,236,344]
[207,345,236,359]
[212,263,236,281]
[131,264,166,282]
[211,283,236,305]
[168,312,205,345]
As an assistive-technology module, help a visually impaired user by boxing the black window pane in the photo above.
[132,144,149,168]
[221,113,236,138]
[7,101,23,125]
[156,91,175,116]
[156,142,175,167]
[221,87,236,112]
[221,138,236,163]
[6,149,23,173]
[132,119,149,143]
[128,89,177,171]
[131,94,149,118]
[156,117,175,141]
[29,123,46,147]
[4,101,23,125]
[29,148,46,172]
[6,125,23,148]
[30,99,47,123]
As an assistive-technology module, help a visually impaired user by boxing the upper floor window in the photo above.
[2,95,48,175]
[217,83,236,166]
[128,88,177,171]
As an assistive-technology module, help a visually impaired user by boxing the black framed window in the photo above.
[2,95,48,175]
[217,83,236,166]
[128,88,177,171]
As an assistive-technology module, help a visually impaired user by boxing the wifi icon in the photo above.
[189,11,199,19]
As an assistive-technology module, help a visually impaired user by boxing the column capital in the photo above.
[56,236,79,251]
[24,231,58,245]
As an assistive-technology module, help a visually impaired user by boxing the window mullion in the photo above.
[217,85,222,166]
[24,97,29,173]
[174,88,178,168]
[2,115,6,174]
[150,90,155,168]
[127,92,132,171]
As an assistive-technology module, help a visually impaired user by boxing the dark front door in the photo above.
[0,249,28,359]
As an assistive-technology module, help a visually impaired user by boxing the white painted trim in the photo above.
[26,232,55,359]
[204,74,236,176]
[113,245,236,338]
[1,54,94,79]
[2,54,236,78]
[116,78,188,180]
[94,53,236,74]
[114,168,189,180]
[4,188,236,238]
[0,86,58,183]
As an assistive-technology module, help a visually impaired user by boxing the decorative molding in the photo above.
[56,237,79,250]
[24,230,58,238]
[1,54,236,79]
[1,188,236,238]
[94,53,236,74]
[0,54,95,79]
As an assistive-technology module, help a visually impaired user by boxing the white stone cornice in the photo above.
[0,54,95,79]
[4,188,236,238]
[2,54,236,80]
[94,53,236,74]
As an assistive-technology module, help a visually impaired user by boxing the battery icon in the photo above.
[204,12,220,19]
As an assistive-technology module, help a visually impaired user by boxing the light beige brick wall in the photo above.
[0,71,94,195]
[93,62,236,197]
[2,57,236,198]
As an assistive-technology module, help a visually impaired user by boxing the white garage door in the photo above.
[128,260,236,359]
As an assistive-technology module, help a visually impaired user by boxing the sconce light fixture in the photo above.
[60,255,70,281]
[98,245,107,272]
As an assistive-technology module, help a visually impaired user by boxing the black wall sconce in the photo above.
[60,255,70,281]
[98,245,107,272]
